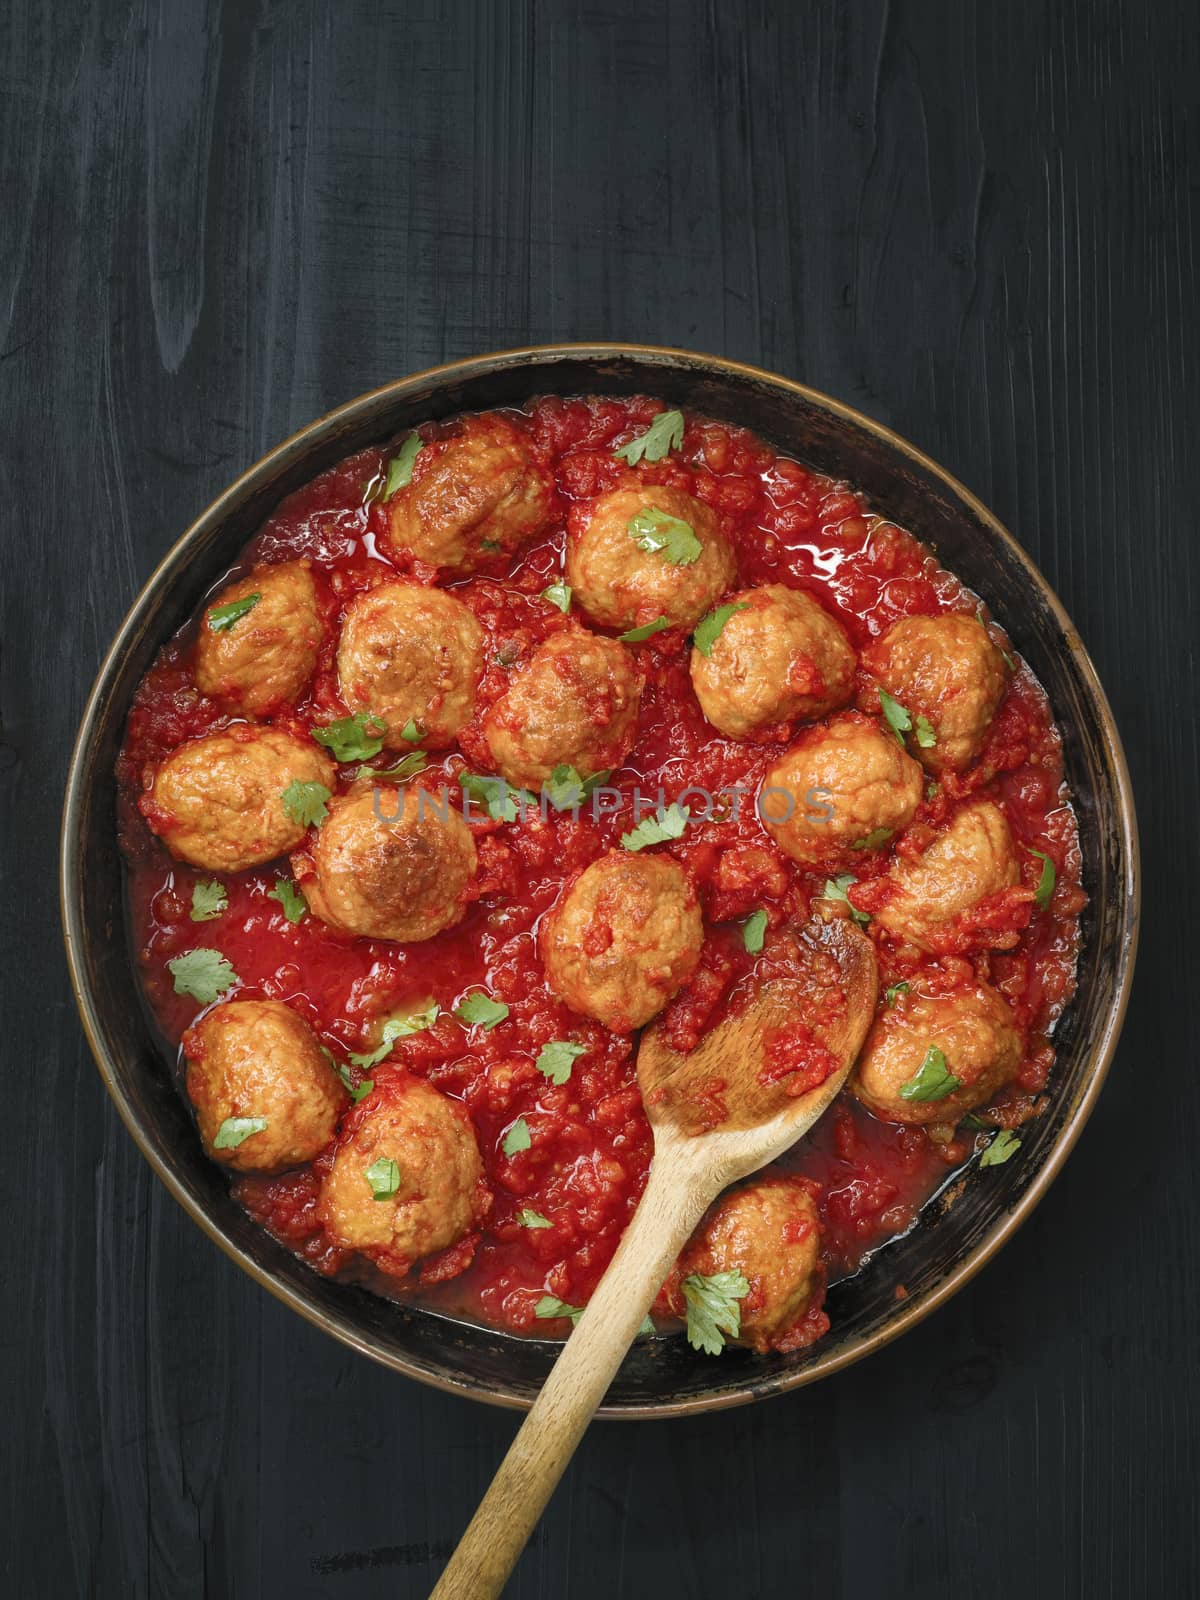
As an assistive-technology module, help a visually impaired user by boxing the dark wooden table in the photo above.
[3,3,1195,1595]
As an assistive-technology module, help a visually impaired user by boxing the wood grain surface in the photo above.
[2,2,1196,1595]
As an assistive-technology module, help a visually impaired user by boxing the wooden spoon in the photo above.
[431,912,877,1599]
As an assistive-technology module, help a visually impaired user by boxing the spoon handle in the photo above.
[430,1143,715,1599]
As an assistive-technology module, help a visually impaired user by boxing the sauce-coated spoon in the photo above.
[431,912,877,1599]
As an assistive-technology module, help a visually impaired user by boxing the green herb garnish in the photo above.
[518,1209,552,1229]
[458,771,537,822]
[898,1046,962,1103]
[617,616,671,642]
[682,1270,750,1355]
[620,803,689,852]
[742,909,768,953]
[281,779,332,828]
[333,1062,375,1104]
[348,1005,440,1069]
[212,1115,267,1150]
[189,880,227,922]
[543,765,611,811]
[822,874,870,926]
[535,1295,582,1323]
[536,1040,587,1086]
[167,948,237,1003]
[502,1117,531,1155]
[541,581,572,613]
[365,1156,401,1200]
[613,409,684,465]
[356,750,427,783]
[980,1129,1022,1167]
[627,506,702,566]
[269,878,308,923]
[693,602,750,656]
[878,687,913,743]
[384,433,422,496]
[885,981,910,1006]
[534,1296,653,1335]
[1027,847,1056,910]
[206,592,261,632]
[851,827,894,851]
[313,713,387,763]
[455,992,510,1030]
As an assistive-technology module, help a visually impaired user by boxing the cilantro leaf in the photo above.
[502,1117,531,1156]
[518,1209,552,1229]
[399,718,423,743]
[456,992,510,1029]
[281,779,332,828]
[535,1295,582,1324]
[851,827,894,850]
[693,602,750,657]
[682,1270,750,1355]
[167,948,237,1004]
[617,616,671,642]
[914,715,937,749]
[620,803,689,852]
[742,909,768,953]
[1028,847,1056,910]
[313,712,387,763]
[613,409,684,465]
[384,433,422,496]
[333,1062,374,1104]
[348,1005,440,1069]
[355,750,427,783]
[899,1046,962,1102]
[542,581,572,613]
[980,1129,1022,1167]
[206,592,261,633]
[458,771,536,822]
[885,981,910,1006]
[190,880,227,922]
[536,1039,587,1085]
[878,687,913,743]
[534,1296,653,1335]
[365,1156,401,1200]
[543,764,611,811]
[269,878,308,923]
[212,1115,267,1150]
[627,506,703,566]
[822,874,871,926]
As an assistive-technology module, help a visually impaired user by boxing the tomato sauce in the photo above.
[117,394,1084,1343]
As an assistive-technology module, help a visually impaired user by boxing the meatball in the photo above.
[336,581,483,749]
[851,980,1022,1125]
[863,613,1009,773]
[675,1178,824,1353]
[690,584,856,737]
[303,785,476,942]
[483,629,643,790]
[760,713,923,865]
[875,799,1021,950]
[566,485,737,631]
[193,561,322,716]
[384,412,554,574]
[143,726,335,874]
[318,1073,490,1277]
[182,1000,346,1174]
[541,851,703,1031]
